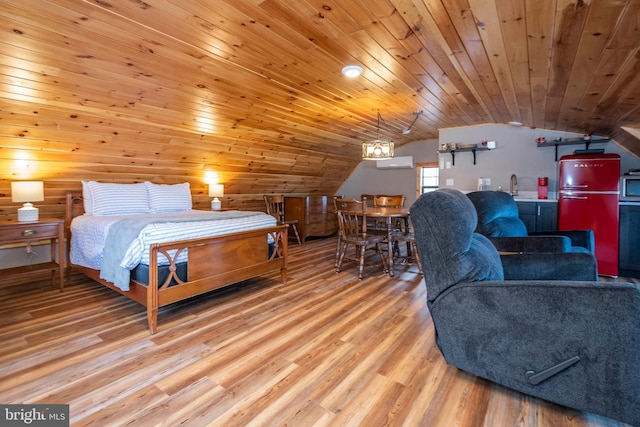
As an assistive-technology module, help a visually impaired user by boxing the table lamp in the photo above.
[11,181,44,222]
[209,184,224,210]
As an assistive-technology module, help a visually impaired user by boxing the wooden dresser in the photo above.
[284,196,338,243]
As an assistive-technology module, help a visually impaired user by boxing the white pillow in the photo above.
[81,180,94,215]
[145,181,192,213]
[88,181,150,216]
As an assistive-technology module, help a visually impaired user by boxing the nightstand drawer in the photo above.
[0,222,61,244]
[0,218,64,291]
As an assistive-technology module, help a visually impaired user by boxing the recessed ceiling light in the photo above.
[341,65,363,78]
[508,121,523,127]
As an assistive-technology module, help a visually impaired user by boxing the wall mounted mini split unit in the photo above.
[376,156,414,169]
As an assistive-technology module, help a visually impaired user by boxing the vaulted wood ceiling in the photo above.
[1,0,639,214]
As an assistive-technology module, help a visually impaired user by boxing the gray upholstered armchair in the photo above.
[466,190,594,254]
[410,189,640,426]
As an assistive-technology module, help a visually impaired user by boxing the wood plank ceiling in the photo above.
[1,0,639,216]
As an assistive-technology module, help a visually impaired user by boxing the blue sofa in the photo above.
[410,188,640,426]
[466,190,594,254]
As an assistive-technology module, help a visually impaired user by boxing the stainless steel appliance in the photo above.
[620,175,640,201]
[558,153,621,277]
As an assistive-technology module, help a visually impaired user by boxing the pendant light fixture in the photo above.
[362,111,394,160]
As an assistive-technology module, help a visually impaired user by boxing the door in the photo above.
[559,192,619,276]
[559,154,621,192]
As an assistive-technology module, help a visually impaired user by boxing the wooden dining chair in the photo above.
[389,226,423,275]
[360,194,377,207]
[333,197,387,279]
[373,195,406,208]
[374,195,407,233]
[263,195,302,245]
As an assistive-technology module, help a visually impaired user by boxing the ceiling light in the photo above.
[508,121,523,127]
[341,65,363,78]
[362,111,394,160]
[362,140,394,160]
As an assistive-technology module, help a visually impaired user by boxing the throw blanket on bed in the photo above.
[100,210,270,291]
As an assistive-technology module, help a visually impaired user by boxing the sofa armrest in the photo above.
[489,236,571,253]
[431,280,640,426]
[530,229,595,253]
[500,252,598,281]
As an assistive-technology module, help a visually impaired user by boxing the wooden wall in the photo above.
[0,100,358,221]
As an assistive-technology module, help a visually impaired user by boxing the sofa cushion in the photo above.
[410,189,504,302]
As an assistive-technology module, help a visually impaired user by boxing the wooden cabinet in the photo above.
[516,201,558,233]
[619,204,640,273]
[0,218,64,290]
[284,196,338,243]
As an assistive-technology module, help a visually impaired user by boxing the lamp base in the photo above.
[211,198,221,211]
[18,203,39,222]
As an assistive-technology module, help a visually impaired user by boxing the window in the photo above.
[417,162,439,196]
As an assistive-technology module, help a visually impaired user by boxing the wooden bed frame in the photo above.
[64,192,288,334]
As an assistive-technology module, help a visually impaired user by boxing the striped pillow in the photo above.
[88,181,150,216]
[145,182,192,213]
[81,180,94,215]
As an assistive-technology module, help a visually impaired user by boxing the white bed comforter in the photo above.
[70,210,277,272]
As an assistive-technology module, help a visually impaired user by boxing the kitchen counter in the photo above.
[512,191,557,202]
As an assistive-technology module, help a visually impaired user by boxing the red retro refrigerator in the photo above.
[558,153,621,277]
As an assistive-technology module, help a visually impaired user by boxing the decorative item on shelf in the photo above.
[583,134,591,141]
[439,143,448,151]
[11,181,44,222]
[536,137,546,144]
[209,184,224,210]
[481,140,497,149]
[459,143,477,149]
[362,111,394,160]
[448,143,458,150]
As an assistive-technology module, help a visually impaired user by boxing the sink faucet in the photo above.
[510,174,518,196]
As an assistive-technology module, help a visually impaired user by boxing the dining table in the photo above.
[365,206,411,277]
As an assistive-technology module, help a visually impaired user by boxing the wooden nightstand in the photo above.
[0,218,65,291]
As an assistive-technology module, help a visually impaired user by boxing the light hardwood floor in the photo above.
[0,237,634,426]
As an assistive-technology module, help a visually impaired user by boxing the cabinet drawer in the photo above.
[0,222,60,243]
[306,199,327,211]
[307,205,326,214]
[306,213,327,223]
[305,222,325,235]
[305,222,336,237]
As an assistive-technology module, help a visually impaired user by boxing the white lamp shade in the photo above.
[208,184,224,198]
[11,181,44,203]
[12,181,44,221]
[209,184,224,210]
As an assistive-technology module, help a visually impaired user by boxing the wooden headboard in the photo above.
[65,192,84,226]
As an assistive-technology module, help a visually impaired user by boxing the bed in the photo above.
[64,181,288,334]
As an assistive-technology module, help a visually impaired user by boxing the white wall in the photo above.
[438,124,640,195]
[336,139,440,208]
[338,124,640,208]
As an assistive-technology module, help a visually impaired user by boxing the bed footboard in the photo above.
[145,225,288,333]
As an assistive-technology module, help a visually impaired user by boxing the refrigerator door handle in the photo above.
[564,185,588,189]
[562,195,588,200]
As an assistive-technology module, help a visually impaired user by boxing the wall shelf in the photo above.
[437,146,489,165]
[536,137,611,161]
